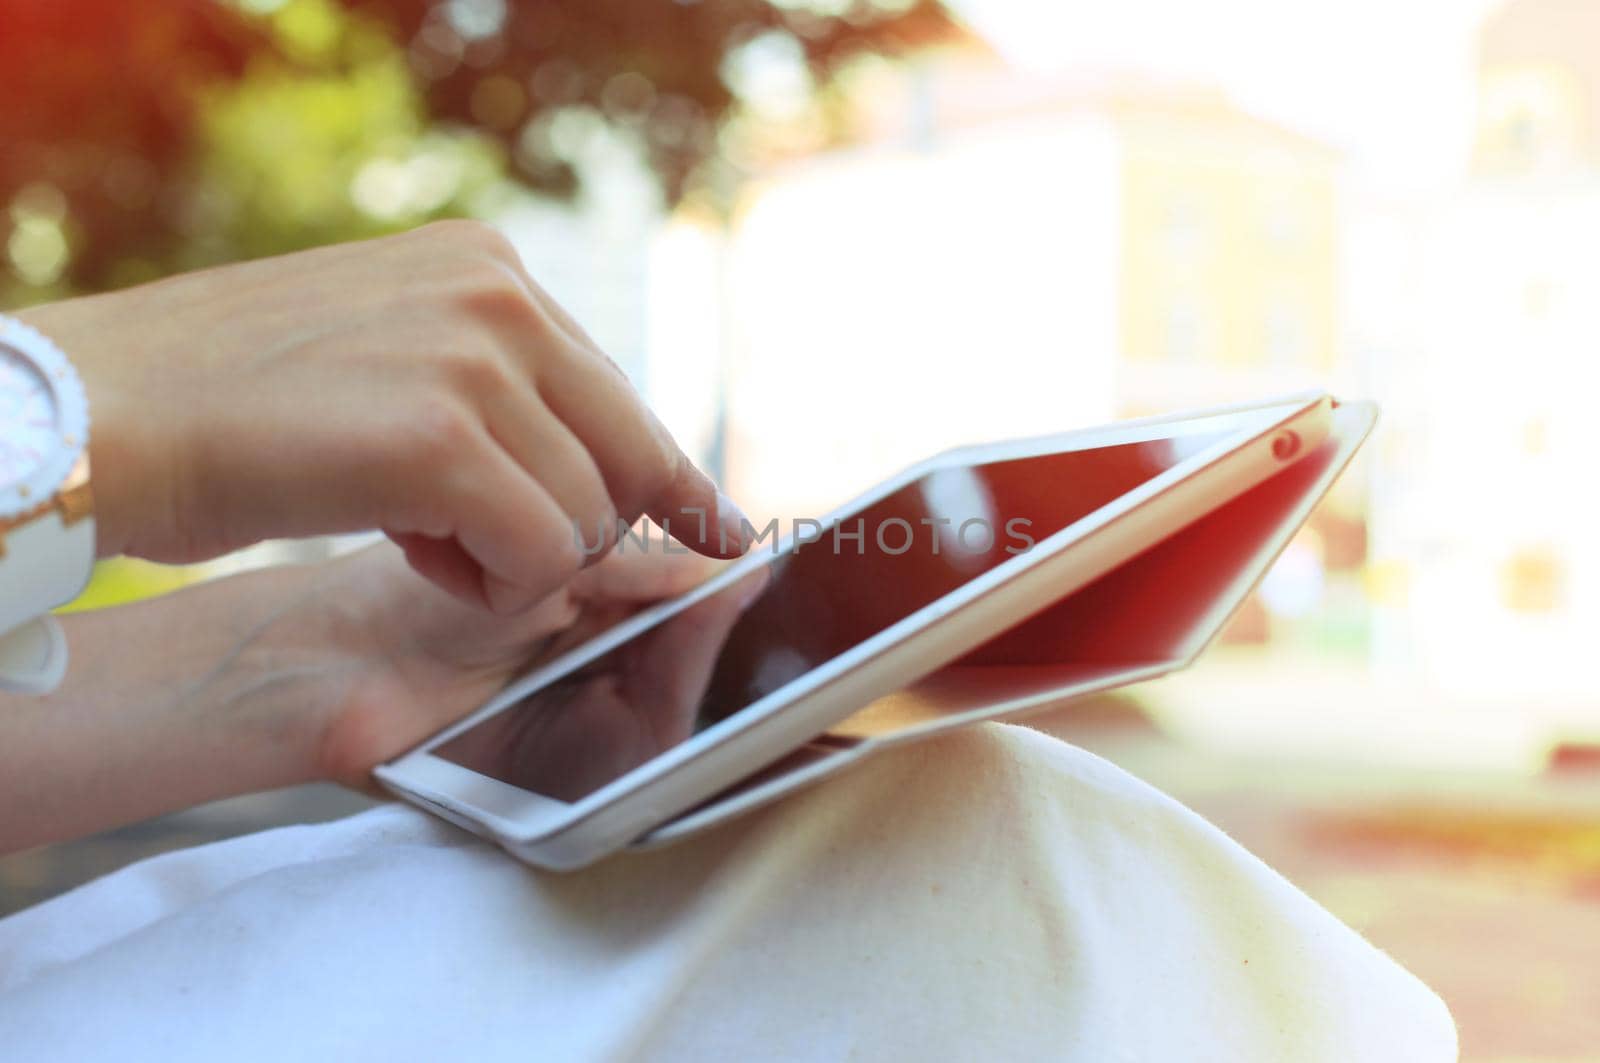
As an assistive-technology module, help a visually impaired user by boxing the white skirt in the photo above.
[0,724,1455,1061]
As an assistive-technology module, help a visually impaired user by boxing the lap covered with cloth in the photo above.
[0,724,1455,1061]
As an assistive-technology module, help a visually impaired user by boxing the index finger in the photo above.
[525,328,751,560]
[483,252,752,560]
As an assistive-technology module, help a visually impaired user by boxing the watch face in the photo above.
[0,345,59,491]
[0,317,87,520]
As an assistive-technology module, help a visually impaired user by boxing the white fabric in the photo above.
[0,724,1455,1061]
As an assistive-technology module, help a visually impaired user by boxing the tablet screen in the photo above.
[437,428,1230,801]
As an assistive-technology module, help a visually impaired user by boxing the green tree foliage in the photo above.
[0,0,958,300]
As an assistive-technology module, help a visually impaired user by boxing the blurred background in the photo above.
[4,0,1600,1057]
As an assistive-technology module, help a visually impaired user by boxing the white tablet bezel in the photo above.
[376,391,1331,861]
[637,399,1378,848]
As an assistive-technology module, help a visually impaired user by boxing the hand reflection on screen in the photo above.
[439,565,770,801]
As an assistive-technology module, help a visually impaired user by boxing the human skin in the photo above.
[17,220,749,615]
[0,543,716,854]
[0,223,753,851]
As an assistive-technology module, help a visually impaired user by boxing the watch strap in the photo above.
[0,615,69,694]
[0,506,94,693]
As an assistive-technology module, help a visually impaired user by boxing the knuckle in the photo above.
[643,432,685,497]
[587,344,632,383]
[628,466,682,522]
[474,223,521,264]
[571,497,620,559]
[594,499,621,547]
[615,437,678,513]
[440,345,514,398]
[452,265,549,338]
[429,217,516,260]
[597,497,621,536]
[544,521,587,577]
[406,397,478,471]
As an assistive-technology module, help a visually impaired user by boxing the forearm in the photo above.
[0,564,345,853]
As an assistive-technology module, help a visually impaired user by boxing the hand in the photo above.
[436,553,769,801]
[300,539,728,788]
[0,537,729,851]
[17,221,748,614]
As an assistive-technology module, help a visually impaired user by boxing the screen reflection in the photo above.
[438,430,1230,802]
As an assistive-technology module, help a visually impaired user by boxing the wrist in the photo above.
[204,561,369,791]
[0,562,358,850]
[133,560,361,796]
[217,549,437,792]
[14,300,183,561]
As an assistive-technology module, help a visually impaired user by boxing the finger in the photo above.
[455,448,582,615]
[389,532,483,604]
[626,567,770,741]
[484,248,620,386]
[570,542,720,603]
[389,429,583,614]
[644,446,751,562]
[483,382,618,565]
[509,266,611,370]
[385,532,583,647]
[470,245,751,559]
[532,336,750,559]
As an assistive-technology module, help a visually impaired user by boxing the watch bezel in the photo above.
[0,315,89,521]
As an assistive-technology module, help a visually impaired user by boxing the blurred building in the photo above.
[1471,0,1600,178]
[648,1,1600,767]
[1358,0,1600,738]
[651,54,1348,528]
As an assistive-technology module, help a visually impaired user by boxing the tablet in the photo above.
[375,392,1333,869]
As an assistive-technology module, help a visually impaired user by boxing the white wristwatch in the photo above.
[0,314,95,694]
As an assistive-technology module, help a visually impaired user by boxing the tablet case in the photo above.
[635,399,1378,847]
